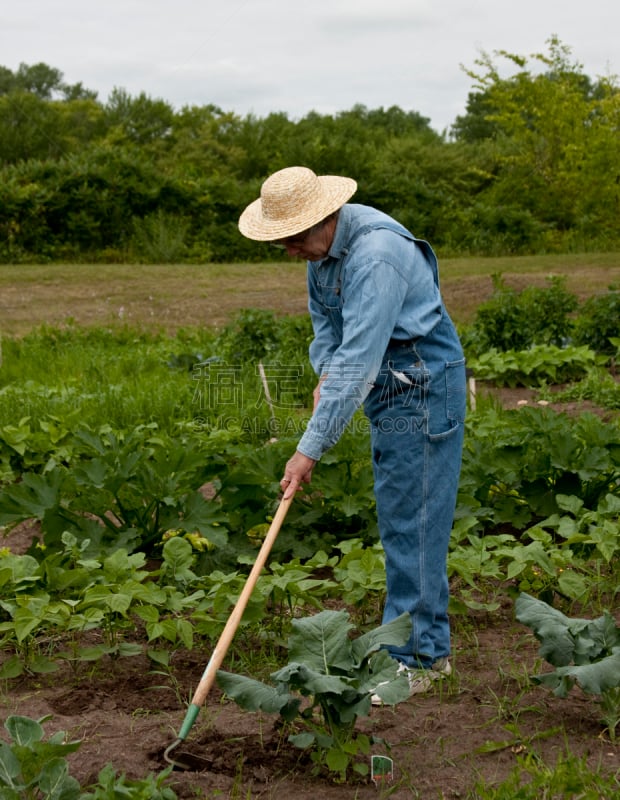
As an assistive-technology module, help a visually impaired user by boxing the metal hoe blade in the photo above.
[163,738,212,771]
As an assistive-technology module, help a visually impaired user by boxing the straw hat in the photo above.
[238,166,357,241]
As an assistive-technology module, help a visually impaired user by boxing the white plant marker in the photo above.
[371,754,394,785]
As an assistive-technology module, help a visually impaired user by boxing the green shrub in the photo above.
[572,289,620,355]
[215,308,281,362]
[467,274,578,353]
[130,210,190,263]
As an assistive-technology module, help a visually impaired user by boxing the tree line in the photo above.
[0,37,618,264]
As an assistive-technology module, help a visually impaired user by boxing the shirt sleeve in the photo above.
[297,256,409,461]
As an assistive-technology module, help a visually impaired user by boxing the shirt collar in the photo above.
[308,206,352,267]
[326,205,351,259]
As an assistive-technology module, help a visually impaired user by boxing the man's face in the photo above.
[273,216,337,260]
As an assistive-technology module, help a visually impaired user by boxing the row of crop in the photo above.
[0,311,316,473]
[2,589,619,793]
[2,402,620,555]
[1,320,620,788]
[1,294,620,663]
[463,275,620,355]
[1,278,619,468]
[1,504,619,680]
[0,529,387,678]
[2,406,620,676]
[2,511,620,785]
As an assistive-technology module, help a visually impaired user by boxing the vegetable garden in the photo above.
[1,264,620,798]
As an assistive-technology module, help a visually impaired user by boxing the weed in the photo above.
[149,666,191,708]
[469,749,620,798]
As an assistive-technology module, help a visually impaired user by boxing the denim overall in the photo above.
[299,204,466,666]
[364,306,465,667]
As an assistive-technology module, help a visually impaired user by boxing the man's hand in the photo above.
[281,451,317,500]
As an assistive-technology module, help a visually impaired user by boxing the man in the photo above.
[238,166,466,702]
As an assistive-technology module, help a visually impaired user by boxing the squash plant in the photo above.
[217,609,412,781]
[467,343,604,387]
[0,426,227,557]
[515,592,620,740]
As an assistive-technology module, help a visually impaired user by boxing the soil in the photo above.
[1,387,620,798]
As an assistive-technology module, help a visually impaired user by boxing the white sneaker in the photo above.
[371,657,452,706]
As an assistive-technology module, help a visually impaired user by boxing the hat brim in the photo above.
[238,175,357,241]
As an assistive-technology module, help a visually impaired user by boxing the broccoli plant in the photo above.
[515,592,620,740]
[217,609,411,781]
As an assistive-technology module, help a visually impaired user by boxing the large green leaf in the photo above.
[350,612,412,665]
[0,470,65,525]
[38,757,81,800]
[161,536,197,584]
[589,520,620,564]
[572,612,620,664]
[101,549,147,582]
[12,596,52,643]
[216,671,300,721]
[0,741,22,788]
[555,493,584,515]
[357,649,410,706]
[167,491,229,548]
[72,457,109,489]
[536,652,620,698]
[325,747,349,775]
[0,656,24,680]
[287,610,355,672]
[329,691,373,724]
[557,569,588,601]
[5,715,44,746]
[515,593,589,666]
[516,593,620,668]
[272,661,353,697]
[103,591,132,615]
[0,553,41,590]
[597,493,620,515]
[288,731,315,749]
[29,655,61,674]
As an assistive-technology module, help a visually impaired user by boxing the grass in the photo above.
[0,327,209,437]
[1,252,619,336]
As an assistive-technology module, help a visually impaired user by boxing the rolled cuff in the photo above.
[296,410,350,460]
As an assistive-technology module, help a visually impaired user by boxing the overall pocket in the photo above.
[423,357,466,440]
[372,346,430,409]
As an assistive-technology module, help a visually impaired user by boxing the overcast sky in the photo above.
[2,0,618,134]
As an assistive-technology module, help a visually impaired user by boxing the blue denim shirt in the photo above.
[297,203,444,461]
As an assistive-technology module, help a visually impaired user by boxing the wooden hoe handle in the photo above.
[174,494,293,742]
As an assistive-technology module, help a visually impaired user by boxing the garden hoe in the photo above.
[164,494,293,770]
